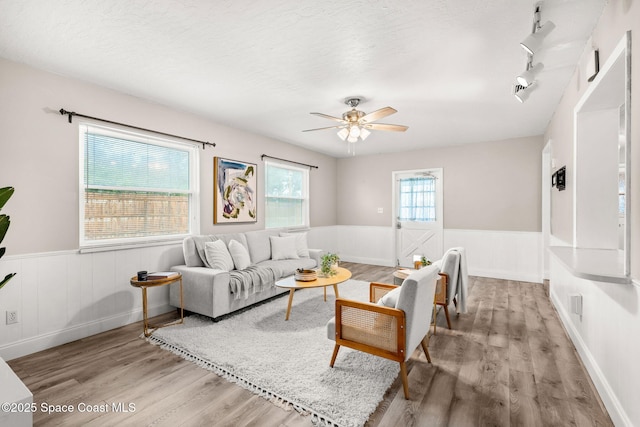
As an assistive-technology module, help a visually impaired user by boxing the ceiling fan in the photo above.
[303,97,408,154]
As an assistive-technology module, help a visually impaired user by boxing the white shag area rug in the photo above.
[148,279,400,427]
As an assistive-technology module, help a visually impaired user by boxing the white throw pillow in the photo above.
[204,240,234,271]
[378,286,401,308]
[228,239,251,270]
[279,232,310,258]
[270,235,300,260]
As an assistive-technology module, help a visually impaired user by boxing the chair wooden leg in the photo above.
[399,361,410,399]
[432,303,437,335]
[420,337,432,363]
[330,344,340,367]
[443,304,452,329]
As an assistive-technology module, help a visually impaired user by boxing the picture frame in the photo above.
[213,157,257,223]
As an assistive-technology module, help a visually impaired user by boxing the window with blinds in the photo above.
[80,124,198,246]
[265,161,309,228]
[398,177,437,221]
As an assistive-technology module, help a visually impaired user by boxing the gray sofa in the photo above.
[169,229,322,319]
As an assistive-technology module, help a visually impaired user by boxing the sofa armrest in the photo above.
[169,265,231,316]
[172,265,230,283]
[308,248,323,268]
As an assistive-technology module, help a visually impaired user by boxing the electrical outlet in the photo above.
[6,310,18,325]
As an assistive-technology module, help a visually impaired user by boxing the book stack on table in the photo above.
[146,271,180,280]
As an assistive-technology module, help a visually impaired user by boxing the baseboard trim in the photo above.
[469,268,542,284]
[549,290,631,427]
[0,304,173,361]
[339,255,395,267]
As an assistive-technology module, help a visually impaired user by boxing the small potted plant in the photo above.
[320,252,340,277]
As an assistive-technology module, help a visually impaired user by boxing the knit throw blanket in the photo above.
[229,265,283,300]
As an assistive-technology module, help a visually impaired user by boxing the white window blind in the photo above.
[80,124,198,246]
[398,177,437,221]
[265,161,309,228]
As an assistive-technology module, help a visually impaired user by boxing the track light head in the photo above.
[514,81,537,103]
[520,21,556,55]
[516,62,544,87]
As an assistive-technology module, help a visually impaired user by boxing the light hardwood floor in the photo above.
[8,262,612,426]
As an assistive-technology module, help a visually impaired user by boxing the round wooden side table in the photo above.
[130,273,183,337]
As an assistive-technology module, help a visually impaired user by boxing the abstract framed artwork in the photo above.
[213,157,257,223]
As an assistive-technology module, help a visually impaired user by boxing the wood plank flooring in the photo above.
[8,262,612,426]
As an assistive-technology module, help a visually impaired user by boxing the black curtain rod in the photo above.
[59,108,216,149]
[261,154,318,169]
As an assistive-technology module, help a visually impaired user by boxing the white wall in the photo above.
[550,257,640,426]
[543,1,640,425]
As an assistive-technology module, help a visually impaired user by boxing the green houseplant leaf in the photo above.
[0,187,14,210]
[0,273,16,290]
[0,186,15,291]
[0,215,9,244]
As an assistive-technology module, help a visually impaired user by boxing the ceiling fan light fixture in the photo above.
[337,128,349,141]
[516,62,544,87]
[360,127,371,140]
[347,135,358,143]
[349,125,361,138]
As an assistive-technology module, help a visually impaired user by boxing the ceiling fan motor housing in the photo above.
[343,109,365,122]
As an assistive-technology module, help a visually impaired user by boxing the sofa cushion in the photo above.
[187,235,215,268]
[270,235,300,260]
[229,239,251,270]
[182,236,203,267]
[257,257,316,278]
[279,231,310,258]
[245,229,280,263]
[204,240,234,271]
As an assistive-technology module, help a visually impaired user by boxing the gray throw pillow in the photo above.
[279,232,310,258]
[270,235,300,260]
[204,240,234,271]
[228,239,251,270]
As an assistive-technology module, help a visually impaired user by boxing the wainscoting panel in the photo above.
[549,256,639,427]
[309,226,542,283]
[444,229,542,283]
[0,245,183,360]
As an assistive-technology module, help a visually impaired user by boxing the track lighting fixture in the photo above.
[514,5,553,103]
[517,62,544,87]
[520,6,555,55]
[514,81,537,103]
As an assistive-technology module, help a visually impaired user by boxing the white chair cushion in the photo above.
[378,286,401,308]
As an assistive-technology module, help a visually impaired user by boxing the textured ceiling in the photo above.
[0,0,606,157]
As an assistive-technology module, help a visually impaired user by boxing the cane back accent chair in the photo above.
[326,264,440,399]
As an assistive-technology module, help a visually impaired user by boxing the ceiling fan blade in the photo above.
[302,125,346,132]
[310,112,346,123]
[365,123,408,132]
[360,106,397,123]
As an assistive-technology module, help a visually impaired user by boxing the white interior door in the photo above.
[393,168,443,268]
